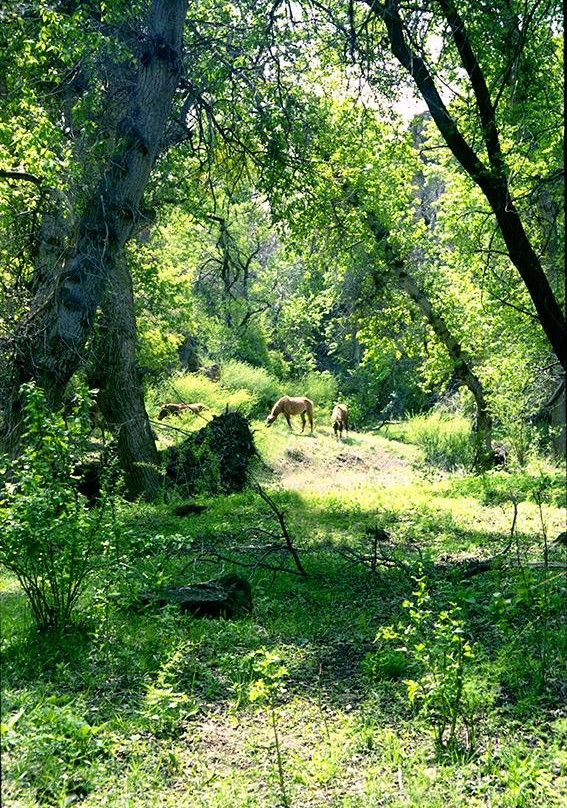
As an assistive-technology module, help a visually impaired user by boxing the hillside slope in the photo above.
[254,421,419,493]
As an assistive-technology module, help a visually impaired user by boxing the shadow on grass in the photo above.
[2,617,93,683]
[2,503,563,735]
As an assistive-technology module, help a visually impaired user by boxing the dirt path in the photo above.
[265,425,419,494]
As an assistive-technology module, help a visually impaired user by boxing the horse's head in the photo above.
[266,414,276,426]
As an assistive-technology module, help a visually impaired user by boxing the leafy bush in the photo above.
[365,575,481,759]
[342,356,428,428]
[216,387,256,415]
[2,696,107,804]
[147,373,218,415]
[483,361,545,467]
[242,648,291,807]
[402,411,475,471]
[137,326,184,378]
[448,467,567,508]
[140,641,199,737]
[267,349,292,381]
[299,370,338,414]
[228,322,271,367]
[0,384,118,631]
[219,360,281,417]
[147,372,254,421]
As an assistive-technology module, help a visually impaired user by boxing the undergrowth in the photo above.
[395,411,476,471]
[1,416,565,808]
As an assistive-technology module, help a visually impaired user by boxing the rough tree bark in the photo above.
[92,256,161,499]
[364,0,566,370]
[0,0,189,498]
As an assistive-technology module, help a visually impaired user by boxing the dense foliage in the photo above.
[0,384,119,630]
[0,2,564,806]
[0,1,563,459]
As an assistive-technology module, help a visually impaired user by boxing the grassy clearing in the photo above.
[1,419,566,807]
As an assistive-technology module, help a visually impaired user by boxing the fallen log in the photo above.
[460,559,566,578]
[139,573,252,618]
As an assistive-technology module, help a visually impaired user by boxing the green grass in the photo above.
[386,411,476,471]
[2,419,566,807]
[147,372,254,422]
[147,361,283,427]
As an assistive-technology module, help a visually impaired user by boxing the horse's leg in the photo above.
[300,411,306,432]
[285,413,292,430]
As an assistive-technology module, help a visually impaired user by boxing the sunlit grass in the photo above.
[2,414,565,807]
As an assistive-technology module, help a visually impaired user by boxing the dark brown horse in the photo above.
[331,404,349,440]
[158,402,209,420]
[266,396,314,432]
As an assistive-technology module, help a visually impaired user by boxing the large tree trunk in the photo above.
[0,0,189,491]
[366,0,566,370]
[93,257,162,500]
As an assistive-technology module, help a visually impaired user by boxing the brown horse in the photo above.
[331,404,349,440]
[158,402,209,420]
[266,396,314,432]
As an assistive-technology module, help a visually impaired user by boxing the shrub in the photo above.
[267,349,292,381]
[2,697,107,804]
[228,322,271,367]
[342,357,428,428]
[244,648,291,807]
[365,574,481,759]
[147,370,258,426]
[219,360,281,417]
[403,411,475,471]
[448,466,566,508]
[0,383,119,631]
[140,642,199,738]
[147,373,219,416]
[299,370,338,414]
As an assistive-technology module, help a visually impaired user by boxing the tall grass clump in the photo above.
[147,372,254,420]
[219,361,281,418]
[403,411,475,471]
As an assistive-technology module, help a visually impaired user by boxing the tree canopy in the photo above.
[0,0,563,493]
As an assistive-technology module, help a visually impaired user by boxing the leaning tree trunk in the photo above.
[366,211,494,465]
[0,0,189,488]
[365,0,566,371]
[93,256,161,500]
[390,260,493,465]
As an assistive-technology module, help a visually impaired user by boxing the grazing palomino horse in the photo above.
[331,404,349,440]
[266,396,314,433]
[158,402,209,420]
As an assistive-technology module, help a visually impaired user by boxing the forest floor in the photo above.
[1,421,566,808]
